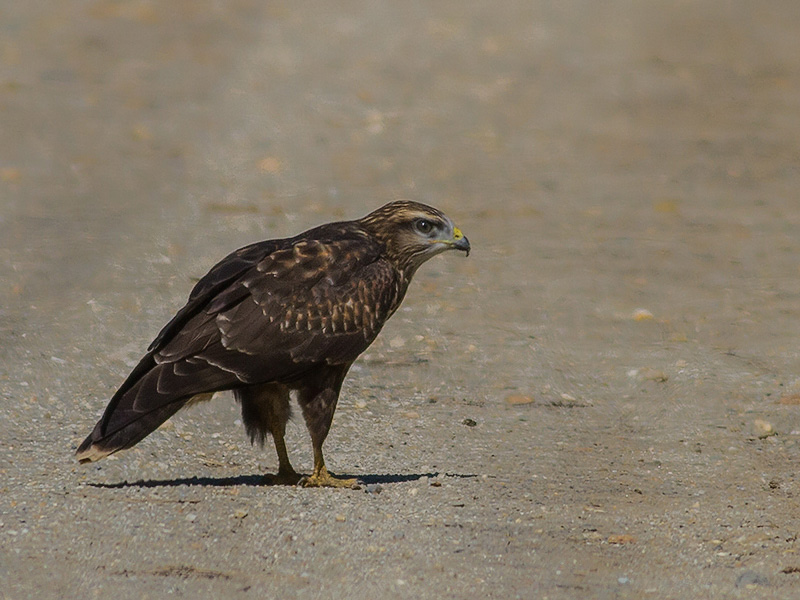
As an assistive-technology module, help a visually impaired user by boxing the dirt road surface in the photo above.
[3,2,800,598]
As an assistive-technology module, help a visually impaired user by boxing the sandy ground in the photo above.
[3,1,800,598]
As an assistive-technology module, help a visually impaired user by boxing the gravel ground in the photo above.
[3,1,800,598]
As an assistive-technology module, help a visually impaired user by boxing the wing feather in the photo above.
[147,231,401,385]
[147,241,280,353]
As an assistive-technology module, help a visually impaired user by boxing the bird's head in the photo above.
[359,201,470,274]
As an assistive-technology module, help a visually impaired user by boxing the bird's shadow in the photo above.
[88,471,478,489]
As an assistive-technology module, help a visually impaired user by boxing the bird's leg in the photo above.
[264,426,301,486]
[299,440,359,489]
[296,367,359,489]
[236,383,300,485]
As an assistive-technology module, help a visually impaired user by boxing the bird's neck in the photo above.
[385,266,413,321]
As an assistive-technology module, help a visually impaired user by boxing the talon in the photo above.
[299,466,360,489]
[263,469,302,486]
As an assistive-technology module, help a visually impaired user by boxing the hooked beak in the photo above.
[450,227,471,257]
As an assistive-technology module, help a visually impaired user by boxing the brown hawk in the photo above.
[76,201,470,487]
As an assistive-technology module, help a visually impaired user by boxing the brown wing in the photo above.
[146,240,279,354]
[154,235,400,383]
[77,228,400,459]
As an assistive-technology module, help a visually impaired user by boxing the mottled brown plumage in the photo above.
[76,201,470,487]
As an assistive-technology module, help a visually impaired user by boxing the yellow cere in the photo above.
[453,227,464,240]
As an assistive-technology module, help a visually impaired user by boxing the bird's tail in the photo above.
[76,400,186,463]
[75,354,227,463]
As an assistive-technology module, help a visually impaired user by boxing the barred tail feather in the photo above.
[76,400,187,462]
[76,353,233,463]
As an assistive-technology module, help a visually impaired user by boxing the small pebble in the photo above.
[232,509,248,519]
[504,395,534,405]
[364,483,383,494]
[641,367,668,382]
[629,367,668,382]
[462,418,478,427]
[754,419,776,438]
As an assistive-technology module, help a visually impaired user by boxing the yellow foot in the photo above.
[263,469,302,486]
[299,467,360,489]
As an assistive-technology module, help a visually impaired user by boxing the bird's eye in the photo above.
[414,219,433,235]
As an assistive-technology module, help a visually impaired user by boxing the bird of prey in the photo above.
[76,201,470,488]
